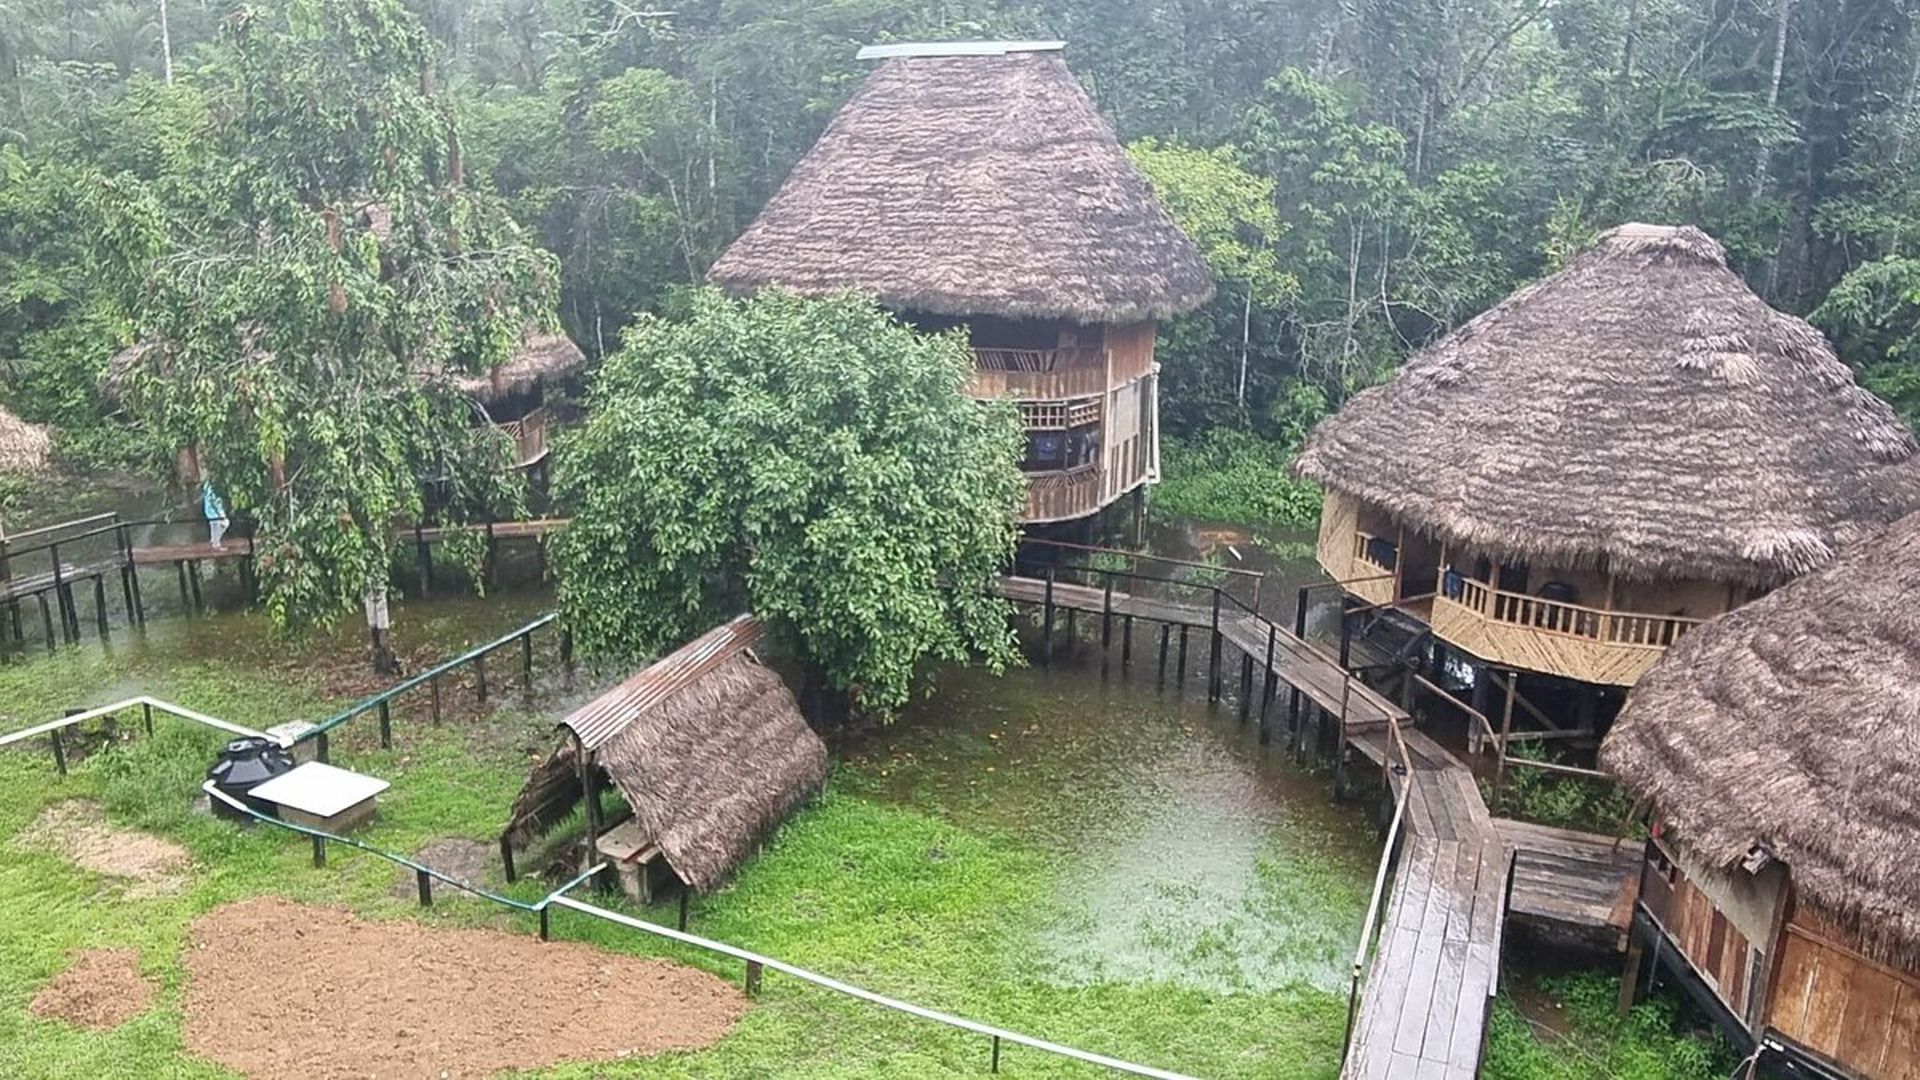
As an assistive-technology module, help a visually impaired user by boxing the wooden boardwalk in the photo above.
[1344,725,1506,1080]
[1495,817,1639,945]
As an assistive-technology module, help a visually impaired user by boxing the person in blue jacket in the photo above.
[203,477,228,548]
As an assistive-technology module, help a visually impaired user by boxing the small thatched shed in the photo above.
[0,403,52,476]
[1295,224,1920,587]
[451,331,586,405]
[1602,511,1920,1071]
[504,615,827,894]
[706,44,1213,324]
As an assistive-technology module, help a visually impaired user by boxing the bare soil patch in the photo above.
[29,949,156,1029]
[183,896,749,1079]
[15,800,191,897]
[387,837,496,901]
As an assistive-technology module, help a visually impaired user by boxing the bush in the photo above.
[1487,745,1643,835]
[1483,971,1735,1080]
[1154,427,1323,529]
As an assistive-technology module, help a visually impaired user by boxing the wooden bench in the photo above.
[594,820,663,903]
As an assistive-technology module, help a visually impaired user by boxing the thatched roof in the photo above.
[506,615,827,893]
[1603,509,1920,967]
[452,332,585,402]
[1294,224,1920,585]
[0,403,52,475]
[706,46,1214,323]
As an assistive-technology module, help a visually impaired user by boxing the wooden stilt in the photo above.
[1157,622,1170,682]
[1176,625,1189,684]
[1617,936,1646,1015]
[186,560,203,612]
[1121,614,1133,669]
[92,575,109,638]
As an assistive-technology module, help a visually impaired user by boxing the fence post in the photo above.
[1259,623,1278,744]
[1207,591,1223,701]
[49,725,67,775]
[521,630,534,692]
[678,889,690,931]
[1100,578,1113,652]
[37,593,55,655]
[1041,567,1056,667]
[142,701,153,737]
[416,868,433,907]
[93,576,109,638]
[539,906,550,941]
[475,653,488,702]
[316,731,330,764]
[991,1035,1002,1073]
[745,960,763,996]
[1121,614,1133,669]
[377,700,392,749]
[429,675,442,725]
[311,835,326,868]
[500,834,517,884]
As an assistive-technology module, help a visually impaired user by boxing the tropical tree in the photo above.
[113,0,557,644]
[551,288,1026,715]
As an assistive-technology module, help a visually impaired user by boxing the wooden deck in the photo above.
[1495,817,1639,944]
[129,541,253,566]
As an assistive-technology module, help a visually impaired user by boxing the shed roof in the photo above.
[508,615,827,893]
[706,49,1214,323]
[1293,224,1920,585]
[1603,508,1920,967]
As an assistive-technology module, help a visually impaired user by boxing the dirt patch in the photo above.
[29,949,156,1029]
[15,800,191,897]
[388,837,496,901]
[183,896,749,1079]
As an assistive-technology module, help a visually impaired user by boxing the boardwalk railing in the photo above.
[294,613,565,763]
[1342,711,1416,1062]
[1399,665,1620,812]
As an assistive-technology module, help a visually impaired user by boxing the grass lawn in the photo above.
[0,591,1732,1079]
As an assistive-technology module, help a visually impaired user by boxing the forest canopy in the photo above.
[6,0,1920,524]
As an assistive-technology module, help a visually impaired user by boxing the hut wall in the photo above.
[1613,577,1737,622]
[1766,906,1920,1079]
[1640,836,1787,1027]
[1101,321,1157,386]
[1316,490,1396,607]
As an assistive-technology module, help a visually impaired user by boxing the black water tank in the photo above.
[207,737,296,821]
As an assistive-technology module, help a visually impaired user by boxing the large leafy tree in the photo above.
[551,289,1025,715]
[116,0,558,633]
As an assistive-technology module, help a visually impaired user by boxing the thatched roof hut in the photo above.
[1295,224,1920,586]
[0,403,52,476]
[706,45,1214,323]
[1603,509,1920,968]
[451,331,585,403]
[505,615,827,893]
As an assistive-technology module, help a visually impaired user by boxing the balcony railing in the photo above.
[1448,577,1701,649]
[498,406,550,468]
[1023,465,1104,523]
[972,348,1110,401]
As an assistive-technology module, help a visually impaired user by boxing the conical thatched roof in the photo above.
[1603,509,1920,967]
[0,403,52,475]
[1295,224,1920,585]
[706,47,1214,323]
[506,615,827,893]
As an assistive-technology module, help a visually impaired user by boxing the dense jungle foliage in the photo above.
[6,0,1920,541]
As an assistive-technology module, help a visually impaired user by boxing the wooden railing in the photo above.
[973,347,1106,372]
[1352,531,1396,573]
[1023,465,1104,523]
[1449,577,1701,648]
[971,349,1111,400]
[499,406,550,467]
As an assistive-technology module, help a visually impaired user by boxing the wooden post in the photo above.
[311,835,327,868]
[429,675,442,724]
[377,700,392,749]
[50,725,66,775]
[92,575,109,638]
[1121,614,1133,669]
[176,559,189,610]
[1496,670,1518,809]
[1207,591,1223,702]
[1617,935,1646,1016]
[1238,654,1253,722]
[678,888,690,931]
[1176,625,1189,684]
[415,522,432,597]
[141,701,153,737]
[745,960,763,995]
[37,592,54,654]
[416,868,433,907]
[1100,579,1113,651]
[475,653,489,702]
[1041,567,1055,666]
[186,559,203,613]
[521,631,535,694]
[1157,623,1170,683]
[500,834,518,884]
[1259,622,1277,745]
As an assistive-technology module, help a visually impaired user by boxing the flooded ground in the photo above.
[844,654,1376,995]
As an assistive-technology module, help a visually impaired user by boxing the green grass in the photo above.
[0,596,1722,1079]
[1484,972,1736,1080]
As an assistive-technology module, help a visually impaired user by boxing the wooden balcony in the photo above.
[1431,576,1704,686]
[1023,465,1103,523]
[498,406,550,468]
[1345,531,1399,606]
[969,345,1154,400]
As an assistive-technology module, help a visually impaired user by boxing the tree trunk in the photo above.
[158,0,173,84]
[1236,286,1252,408]
[1753,0,1795,197]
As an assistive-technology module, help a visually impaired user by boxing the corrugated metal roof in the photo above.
[559,614,763,752]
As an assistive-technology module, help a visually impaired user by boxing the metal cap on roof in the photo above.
[558,614,763,752]
[855,41,1065,60]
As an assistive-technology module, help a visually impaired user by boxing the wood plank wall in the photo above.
[1767,910,1920,1079]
